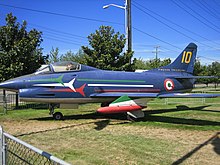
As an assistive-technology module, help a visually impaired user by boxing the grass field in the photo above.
[0,97,220,165]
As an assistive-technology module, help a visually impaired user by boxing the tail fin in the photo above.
[159,43,197,74]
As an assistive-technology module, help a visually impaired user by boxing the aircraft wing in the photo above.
[172,76,218,79]
[90,92,220,98]
[90,92,158,98]
[157,93,220,98]
[92,92,220,119]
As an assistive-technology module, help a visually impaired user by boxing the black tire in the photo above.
[53,112,64,120]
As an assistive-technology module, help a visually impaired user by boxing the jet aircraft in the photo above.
[0,43,219,120]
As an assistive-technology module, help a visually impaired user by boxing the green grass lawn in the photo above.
[0,97,220,165]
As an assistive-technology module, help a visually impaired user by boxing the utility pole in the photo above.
[152,46,160,68]
[103,0,132,67]
[126,0,132,56]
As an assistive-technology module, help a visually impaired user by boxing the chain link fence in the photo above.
[0,93,48,113]
[0,90,220,114]
[0,126,71,165]
[0,94,7,115]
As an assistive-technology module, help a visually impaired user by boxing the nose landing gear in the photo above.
[49,104,64,120]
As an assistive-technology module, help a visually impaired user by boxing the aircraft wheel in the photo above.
[53,112,64,120]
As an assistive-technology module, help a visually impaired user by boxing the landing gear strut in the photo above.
[49,104,64,120]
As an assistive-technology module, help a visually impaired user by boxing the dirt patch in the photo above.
[103,123,220,165]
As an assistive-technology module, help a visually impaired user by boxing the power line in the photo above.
[132,26,182,50]
[171,0,220,34]
[132,2,219,50]
[198,55,220,62]
[5,3,181,52]
[133,1,220,47]
[177,0,220,31]
[27,24,87,43]
[212,0,220,8]
[43,37,83,46]
[28,23,86,40]
[42,31,87,43]
[200,0,220,18]
[171,0,219,33]
[43,33,88,45]
[192,0,220,21]
[3,1,218,62]
[0,3,124,26]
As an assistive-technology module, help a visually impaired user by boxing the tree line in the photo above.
[0,13,219,86]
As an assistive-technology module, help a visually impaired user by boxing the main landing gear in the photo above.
[49,104,64,120]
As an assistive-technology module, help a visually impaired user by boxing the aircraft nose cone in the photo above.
[0,74,33,91]
[0,79,21,91]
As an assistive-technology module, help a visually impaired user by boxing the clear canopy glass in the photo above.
[35,61,81,74]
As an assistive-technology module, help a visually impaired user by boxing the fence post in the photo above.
[0,126,2,165]
[15,92,19,109]
[165,98,168,105]
[0,126,6,165]
[2,132,6,165]
[3,90,7,114]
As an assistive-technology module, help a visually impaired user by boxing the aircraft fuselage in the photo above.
[1,69,194,104]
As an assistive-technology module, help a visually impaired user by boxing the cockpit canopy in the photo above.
[35,61,98,75]
[52,61,81,72]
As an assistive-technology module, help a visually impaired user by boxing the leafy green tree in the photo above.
[193,60,220,86]
[193,59,203,76]
[82,25,135,71]
[47,47,60,63]
[0,13,45,82]
[160,58,171,67]
[135,58,171,70]
[134,58,149,70]
[207,62,220,87]
[60,49,87,64]
[198,65,212,86]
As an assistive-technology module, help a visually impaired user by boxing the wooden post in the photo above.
[3,90,6,114]
[15,92,19,109]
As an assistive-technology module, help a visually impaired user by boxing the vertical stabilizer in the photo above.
[159,43,197,74]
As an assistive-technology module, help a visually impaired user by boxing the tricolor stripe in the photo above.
[77,78,145,83]
[88,84,153,88]
[94,89,160,93]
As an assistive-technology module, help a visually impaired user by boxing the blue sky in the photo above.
[0,0,220,65]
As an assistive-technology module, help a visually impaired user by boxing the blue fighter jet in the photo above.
[0,43,219,120]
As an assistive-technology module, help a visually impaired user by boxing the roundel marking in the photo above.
[164,79,174,91]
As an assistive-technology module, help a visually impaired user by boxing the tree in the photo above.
[135,58,171,70]
[193,59,203,76]
[193,60,220,87]
[134,58,149,70]
[82,25,135,71]
[0,13,45,82]
[47,47,60,63]
[207,62,220,87]
[60,49,87,64]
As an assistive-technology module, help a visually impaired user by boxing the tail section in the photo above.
[159,43,197,74]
